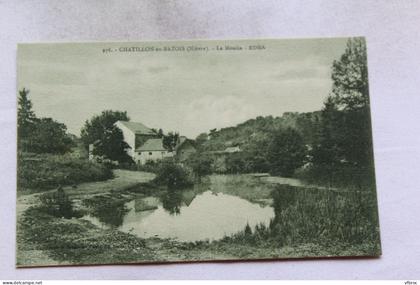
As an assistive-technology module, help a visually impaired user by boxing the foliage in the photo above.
[134,159,161,173]
[153,159,193,189]
[38,187,77,219]
[162,131,179,151]
[17,152,113,191]
[311,37,374,183]
[186,154,213,180]
[161,191,183,215]
[268,185,380,248]
[22,118,74,154]
[17,88,36,139]
[225,153,246,174]
[80,110,132,163]
[200,113,320,153]
[17,88,73,154]
[83,194,129,227]
[241,133,272,173]
[194,133,209,150]
[92,127,133,163]
[267,128,306,177]
[214,184,380,255]
[295,164,376,189]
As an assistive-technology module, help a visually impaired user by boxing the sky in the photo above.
[17,38,348,138]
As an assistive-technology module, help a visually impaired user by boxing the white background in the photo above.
[1,0,420,280]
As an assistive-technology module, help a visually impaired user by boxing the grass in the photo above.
[17,206,156,266]
[198,183,381,258]
[17,172,381,266]
[17,152,113,192]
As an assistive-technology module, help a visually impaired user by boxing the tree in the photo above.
[267,128,306,177]
[163,132,179,151]
[153,159,193,189]
[195,132,208,151]
[17,88,73,154]
[25,118,73,154]
[92,127,132,163]
[151,128,164,138]
[186,154,213,181]
[242,133,271,173]
[225,153,246,174]
[331,38,369,111]
[17,88,36,139]
[313,37,374,169]
[80,110,132,163]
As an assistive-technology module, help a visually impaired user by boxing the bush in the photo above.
[17,152,113,191]
[267,128,306,177]
[136,160,161,173]
[225,153,246,174]
[38,187,77,219]
[153,159,193,189]
[185,154,213,180]
[294,163,376,189]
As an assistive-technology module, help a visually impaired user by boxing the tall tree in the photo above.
[331,37,370,111]
[17,88,36,139]
[313,37,374,168]
[267,128,306,177]
[17,88,73,154]
[80,110,132,163]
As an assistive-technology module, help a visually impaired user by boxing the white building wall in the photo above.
[115,121,136,159]
[137,150,169,165]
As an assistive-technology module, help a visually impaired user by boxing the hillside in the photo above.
[199,111,321,151]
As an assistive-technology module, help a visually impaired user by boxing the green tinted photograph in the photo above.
[16,37,380,267]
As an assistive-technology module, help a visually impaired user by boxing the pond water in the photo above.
[83,172,282,241]
[83,189,275,242]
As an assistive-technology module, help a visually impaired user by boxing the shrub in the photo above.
[185,154,213,180]
[225,153,246,174]
[267,128,306,177]
[294,163,376,189]
[38,187,76,219]
[153,159,193,189]
[136,160,161,173]
[17,152,113,191]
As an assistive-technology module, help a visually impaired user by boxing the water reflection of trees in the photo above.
[89,200,129,228]
[161,191,183,215]
[160,188,198,215]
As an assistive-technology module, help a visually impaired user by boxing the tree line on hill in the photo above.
[191,38,375,184]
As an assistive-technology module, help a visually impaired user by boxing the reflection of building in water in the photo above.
[134,197,159,212]
[181,190,197,207]
[160,189,199,215]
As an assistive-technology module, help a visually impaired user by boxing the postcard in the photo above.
[16,38,381,267]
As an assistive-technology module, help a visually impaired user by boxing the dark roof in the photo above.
[174,138,196,152]
[136,138,166,151]
[116,121,156,135]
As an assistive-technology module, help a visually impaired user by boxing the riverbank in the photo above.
[16,169,157,266]
[16,172,380,267]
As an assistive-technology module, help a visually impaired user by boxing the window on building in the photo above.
[149,152,152,155]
